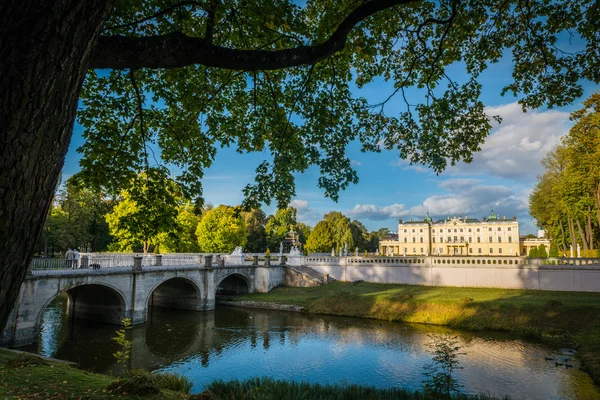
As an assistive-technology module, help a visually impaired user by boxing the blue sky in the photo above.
[63,53,598,235]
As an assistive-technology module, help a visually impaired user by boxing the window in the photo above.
[454,229,457,232]
[498,237,502,243]
[477,228,480,232]
[499,248,503,254]
[460,229,463,232]
[469,248,473,254]
[440,237,444,243]
[413,248,416,253]
[413,237,416,243]
[404,238,407,243]
[468,237,472,243]
[433,237,436,243]
[420,229,423,232]
[508,237,512,243]
[468,228,472,232]
[460,237,464,242]
[498,227,501,231]
[432,229,435,232]
[404,229,407,233]
[404,248,407,254]
[478,248,482,254]
[490,248,493,254]
[454,236,458,242]
[447,236,452,242]
[477,237,481,243]
[420,237,423,243]
[420,248,423,253]
[489,236,493,243]
[412,229,415,232]
[489,227,492,231]
[508,227,511,231]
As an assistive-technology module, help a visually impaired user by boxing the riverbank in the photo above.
[234,281,600,387]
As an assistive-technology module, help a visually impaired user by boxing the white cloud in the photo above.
[448,102,570,180]
[351,159,363,166]
[438,178,481,190]
[289,199,322,223]
[289,199,309,210]
[346,203,409,221]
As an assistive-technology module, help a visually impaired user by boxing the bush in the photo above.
[7,353,48,368]
[528,248,538,258]
[154,371,193,394]
[106,369,160,395]
[537,244,548,258]
[549,245,559,258]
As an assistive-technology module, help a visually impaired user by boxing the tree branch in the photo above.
[103,1,208,31]
[91,0,416,70]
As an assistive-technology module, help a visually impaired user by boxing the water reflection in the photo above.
[27,295,600,399]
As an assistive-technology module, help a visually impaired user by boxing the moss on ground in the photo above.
[236,282,600,387]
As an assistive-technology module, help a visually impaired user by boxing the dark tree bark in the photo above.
[0,0,113,331]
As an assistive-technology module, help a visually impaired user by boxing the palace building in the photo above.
[379,211,521,256]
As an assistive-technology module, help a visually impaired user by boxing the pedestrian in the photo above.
[65,248,74,268]
[73,248,80,269]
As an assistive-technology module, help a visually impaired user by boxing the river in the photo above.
[24,295,600,399]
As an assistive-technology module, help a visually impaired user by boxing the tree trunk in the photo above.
[568,217,577,251]
[0,0,113,331]
[576,220,589,251]
[587,206,594,250]
[559,220,567,252]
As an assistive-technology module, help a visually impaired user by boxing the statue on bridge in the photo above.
[231,246,243,256]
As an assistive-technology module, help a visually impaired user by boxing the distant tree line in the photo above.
[38,172,385,255]
[530,93,600,257]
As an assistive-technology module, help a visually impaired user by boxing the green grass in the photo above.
[236,282,600,387]
[199,377,510,400]
[0,349,188,399]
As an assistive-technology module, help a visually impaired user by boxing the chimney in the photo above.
[398,219,403,224]
[410,218,412,222]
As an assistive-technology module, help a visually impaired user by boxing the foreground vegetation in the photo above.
[236,281,600,387]
[0,350,510,400]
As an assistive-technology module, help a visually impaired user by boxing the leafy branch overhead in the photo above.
[79,0,600,207]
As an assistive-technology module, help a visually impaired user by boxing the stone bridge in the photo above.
[1,253,303,347]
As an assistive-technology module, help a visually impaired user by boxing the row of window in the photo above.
[402,227,513,233]
[403,236,513,243]
[396,247,512,254]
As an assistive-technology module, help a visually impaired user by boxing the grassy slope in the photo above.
[0,349,187,400]
[236,282,600,386]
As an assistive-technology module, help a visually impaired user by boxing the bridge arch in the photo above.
[215,272,252,297]
[146,276,203,312]
[36,282,128,330]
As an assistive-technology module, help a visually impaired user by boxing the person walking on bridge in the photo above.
[65,248,74,269]
[73,249,80,269]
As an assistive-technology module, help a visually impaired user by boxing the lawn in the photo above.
[236,282,600,386]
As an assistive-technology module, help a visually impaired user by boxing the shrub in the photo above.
[422,335,465,398]
[537,244,548,258]
[528,248,538,258]
[154,371,193,394]
[7,353,48,368]
[549,245,559,258]
[107,369,160,395]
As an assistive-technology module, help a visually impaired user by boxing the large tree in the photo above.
[1,0,599,330]
[196,205,247,252]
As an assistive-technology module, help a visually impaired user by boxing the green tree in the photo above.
[350,220,369,251]
[196,205,247,253]
[538,244,548,258]
[305,221,334,254]
[158,202,202,253]
[105,171,182,253]
[242,209,268,252]
[266,207,297,249]
[422,335,465,399]
[295,223,312,248]
[324,212,354,251]
[2,0,600,335]
[528,248,539,258]
[549,244,559,258]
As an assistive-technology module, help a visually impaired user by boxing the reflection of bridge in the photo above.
[1,253,310,347]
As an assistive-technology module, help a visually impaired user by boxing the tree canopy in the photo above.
[530,93,600,253]
[196,205,247,252]
[76,0,600,208]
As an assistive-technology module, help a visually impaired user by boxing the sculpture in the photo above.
[231,246,243,255]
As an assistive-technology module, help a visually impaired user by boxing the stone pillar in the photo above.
[80,255,89,269]
[264,255,271,266]
[252,255,259,266]
[217,257,225,267]
[154,254,162,266]
[279,256,286,266]
[204,255,213,267]
[133,255,142,271]
[195,254,203,265]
